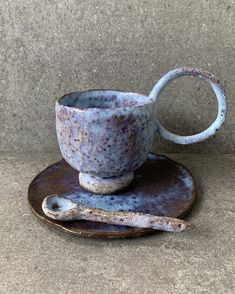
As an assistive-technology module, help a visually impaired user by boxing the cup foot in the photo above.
[79,172,134,194]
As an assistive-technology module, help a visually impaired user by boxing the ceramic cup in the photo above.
[56,67,227,194]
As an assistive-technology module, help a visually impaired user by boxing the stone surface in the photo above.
[0,0,235,153]
[0,152,234,293]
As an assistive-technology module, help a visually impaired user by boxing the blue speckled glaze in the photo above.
[149,67,227,144]
[28,154,196,237]
[55,67,227,191]
[39,154,194,216]
[56,90,155,178]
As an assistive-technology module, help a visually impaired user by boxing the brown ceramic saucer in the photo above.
[28,153,196,238]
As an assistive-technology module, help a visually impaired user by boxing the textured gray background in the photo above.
[0,0,234,153]
[1,3,235,294]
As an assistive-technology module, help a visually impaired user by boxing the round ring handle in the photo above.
[149,67,227,144]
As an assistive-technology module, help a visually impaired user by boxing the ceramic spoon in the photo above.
[42,195,193,232]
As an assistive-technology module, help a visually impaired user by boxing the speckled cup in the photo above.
[56,68,227,194]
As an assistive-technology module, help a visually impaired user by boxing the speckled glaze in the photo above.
[42,195,192,232]
[150,67,227,144]
[56,90,155,193]
[56,67,227,193]
[28,154,196,238]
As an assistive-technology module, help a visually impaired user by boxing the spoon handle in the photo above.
[77,206,192,232]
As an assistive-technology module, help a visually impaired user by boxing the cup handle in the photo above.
[149,67,227,144]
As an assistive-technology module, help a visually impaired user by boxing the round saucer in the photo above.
[28,154,196,238]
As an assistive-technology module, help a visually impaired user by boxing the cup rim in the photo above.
[56,89,153,112]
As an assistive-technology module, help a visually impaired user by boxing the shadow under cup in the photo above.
[56,90,155,194]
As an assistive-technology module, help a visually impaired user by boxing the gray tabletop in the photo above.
[0,153,234,294]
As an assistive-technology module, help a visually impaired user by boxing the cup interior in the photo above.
[57,90,151,110]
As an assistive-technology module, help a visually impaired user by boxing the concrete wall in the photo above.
[1,0,234,153]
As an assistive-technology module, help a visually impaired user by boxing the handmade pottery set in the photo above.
[28,67,227,238]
